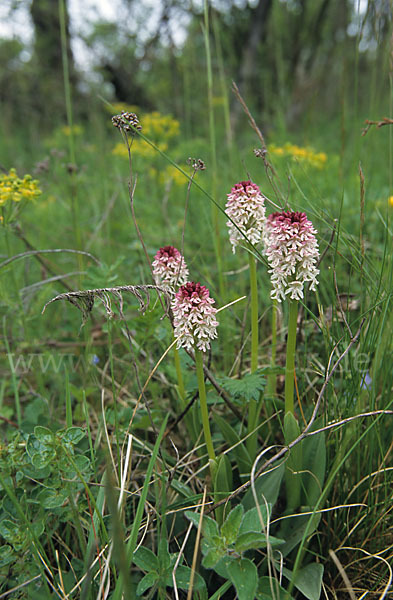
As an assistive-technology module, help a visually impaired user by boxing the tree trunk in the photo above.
[30,0,77,119]
[232,0,273,123]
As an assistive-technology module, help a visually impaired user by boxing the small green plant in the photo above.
[134,539,206,597]
[0,425,92,589]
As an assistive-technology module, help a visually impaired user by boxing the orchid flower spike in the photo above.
[152,245,189,292]
[264,210,319,301]
[172,282,219,352]
[225,180,266,252]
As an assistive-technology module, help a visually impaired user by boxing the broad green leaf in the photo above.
[301,430,326,506]
[169,478,194,498]
[2,495,23,519]
[214,454,233,494]
[212,556,233,579]
[278,511,321,557]
[37,487,69,509]
[23,397,49,427]
[227,557,258,600]
[242,462,285,511]
[32,520,45,537]
[26,433,56,469]
[185,511,202,529]
[0,520,28,551]
[284,563,324,600]
[61,454,91,477]
[33,426,54,442]
[185,510,219,539]
[284,412,302,511]
[31,448,57,470]
[257,576,292,599]
[203,516,220,539]
[239,505,271,535]
[284,412,301,446]
[220,504,244,544]
[61,427,85,445]
[0,545,14,567]
[158,538,171,571]
[213,414,252,474]
[26,435,46,457]
[235,531,284,553]
[136,571,158,596]
[202,546,226,569]
[168,565,206,591]
[133,546,159,571]
[21,463,51,480]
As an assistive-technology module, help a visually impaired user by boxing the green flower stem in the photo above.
[173,345,186,407]
[284,299,302,511]
[247,254,259,458]
[266,299,278,400]
[249,254,259,373]
[174,343,197,445]
[285,299,299,416]
[195,347,216,464]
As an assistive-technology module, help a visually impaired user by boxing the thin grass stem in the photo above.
[203,0,225,301]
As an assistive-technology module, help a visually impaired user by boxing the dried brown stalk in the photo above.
[361,117,393,136]
[42,284,169,327]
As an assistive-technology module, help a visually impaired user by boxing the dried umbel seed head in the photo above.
[254,148,267,159]
[187,157,206,171]
[225,180,266,253]
[152,246,189,292]
[172,282,219,352]
[264,210,320,302]
[112,111,142,134]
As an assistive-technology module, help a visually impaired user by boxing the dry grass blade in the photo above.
[333,547,393,599]
[231,80,283,208]
[42,284,169,326]
[329,549,357,600]
[187,486,207,600]
[0,247,101,270]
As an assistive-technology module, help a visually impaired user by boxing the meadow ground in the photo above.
[0,99,393,599]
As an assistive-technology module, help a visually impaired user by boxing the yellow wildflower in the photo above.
[160,165,189,187]
[107,102,140,116]
[0,169,42,206]
[112,139,168,159]
[269,142,327,169]
[140,112,179,141]
[61,124,83,137]
[212,96,225,107]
